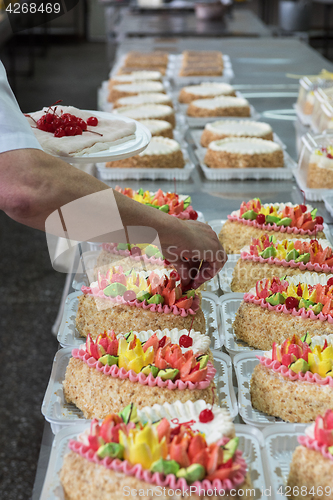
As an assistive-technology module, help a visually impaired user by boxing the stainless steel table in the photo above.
[115,8,272,38]
[32,35,333,500]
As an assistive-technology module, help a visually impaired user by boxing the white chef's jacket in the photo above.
[0,61,42,154]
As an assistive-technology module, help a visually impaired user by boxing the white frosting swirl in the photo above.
[114,104,173,120]
[139,137,180,156]
[208,137,281,154]
[116,93,171,107]
[183,83,234,97]
[114,81,165,93]
[139,119,171,134]
[192,96,249,110]
[206,119,272,137]
[111,71,162,83]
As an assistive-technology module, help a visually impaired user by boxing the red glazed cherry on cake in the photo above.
[285,296,299,310]
[123,290,136,302]
[300,204,307,213]
[87,116,98,126]
[130,246,142,257]
[199,409,214,423]
[315,216,324,225]
[256,214,266,225]
[179,335,193,348]
[327,277,333,287]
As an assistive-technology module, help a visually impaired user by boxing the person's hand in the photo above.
[160,219,227,289]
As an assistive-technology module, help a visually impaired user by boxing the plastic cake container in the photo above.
[39,422,268,499]
[57,291,222,350]
[42,348,237,434]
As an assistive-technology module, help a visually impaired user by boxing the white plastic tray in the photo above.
[57,291,222,349]
[294,102,313,127]
[195,145,296,181]
[39,422,268,500]
[41,348,237,434]
[218,259,238,293]
[95,150,195,181]
[233,352,312,429]
[218,293,262,361]
[190,128,287,151]
[324,193,333,217]
[167,54,235,86]
[293,166,333,202]
[261,424,308,500]
[54,110,151,164]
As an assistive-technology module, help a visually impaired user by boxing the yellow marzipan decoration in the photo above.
[118,337,154,374]
[119,425,168,469]
[308,345,333,377]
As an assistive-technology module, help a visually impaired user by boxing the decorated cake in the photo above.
[25,105,136,157]
[180,50,224,77]
[108,82,166,103]
[113,93,173,109]
[76,269,205,338]
[200,120,273,148]
[204,138,283,170]
[63,328,215,417]
[251,334,333,422]
[230,235,333,293]
[60,400,254,499]
[219,199,326,254]
[179,83,235,104]
[124,51,169,70]
[187,96,250,118]
[138,119,173,138]
[287,410,333,499]
[105,137,184,170]
[114,104,176,128]
[232,277,333,350]
[108,70,162,86]
[233,276,333,350]
[113,187,198,221]
[307,144,333,189]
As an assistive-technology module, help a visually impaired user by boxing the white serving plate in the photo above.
[218,293,261,361]
[167,54,235,86]
[41,348,237,434]
[293,166,333,202]
[39,422,268,500]
[190,128,287,151]
[57,291,222,349]
[95,146,196,181]
[195,145,296,181]
[55,110,151,164]
[261,424,307,500]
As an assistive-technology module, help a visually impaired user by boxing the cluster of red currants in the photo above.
[36,111,99,138]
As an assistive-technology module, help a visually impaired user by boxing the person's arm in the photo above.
[0,147,226,286]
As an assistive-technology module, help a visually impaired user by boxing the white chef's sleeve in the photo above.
[0,61,42,153]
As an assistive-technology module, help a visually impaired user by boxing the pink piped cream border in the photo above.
[172,206,196,221]
[257,355,333,387]
[240,252,333,274]
[81,286,200,317]
[228,214,323,236]
[102,243,165,267]
[244,293,333,323]
[69,438,247,493]
[298,435,333,462]
[72,348,216,390]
